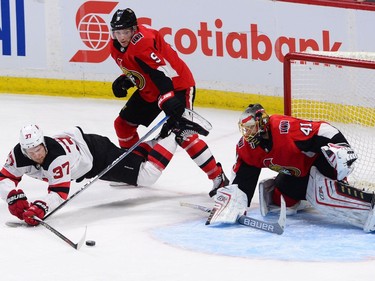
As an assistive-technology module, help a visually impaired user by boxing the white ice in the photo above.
[0,94,374,281]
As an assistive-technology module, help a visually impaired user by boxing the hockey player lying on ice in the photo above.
[207,103,375,232]
[0,118,228,226]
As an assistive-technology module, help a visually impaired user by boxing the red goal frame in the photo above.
[283,52,375,116]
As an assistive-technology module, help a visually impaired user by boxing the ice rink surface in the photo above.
[0,94,374,281]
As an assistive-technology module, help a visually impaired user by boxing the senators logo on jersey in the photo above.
[116,61,146,90]
[263,158,301,177]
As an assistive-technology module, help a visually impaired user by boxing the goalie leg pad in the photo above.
[306,166,372,230]
[364,200,375,232]
[206,184,247,225]
[259,178,276,216]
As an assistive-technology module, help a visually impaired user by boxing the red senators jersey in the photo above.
[110,24,195,102]
[234,115,341,177]
[231,114,346,204]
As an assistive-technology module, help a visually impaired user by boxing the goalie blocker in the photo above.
[206,184,248,225]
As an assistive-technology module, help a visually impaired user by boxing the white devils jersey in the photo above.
[0,127,93,209]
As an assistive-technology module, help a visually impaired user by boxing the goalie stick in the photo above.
[180,197,286,235]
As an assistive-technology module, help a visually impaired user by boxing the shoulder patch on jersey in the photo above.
[131,32,144,45]
[279,120,290,134]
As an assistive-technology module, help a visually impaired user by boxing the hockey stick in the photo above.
[180,197,286,235]
[180,202,211,213]
[33,216,87,250]
[183,108,212,133]
[238,196,286,235]
[44,115,169,220]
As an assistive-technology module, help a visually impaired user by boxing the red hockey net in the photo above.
[284,51,375,189]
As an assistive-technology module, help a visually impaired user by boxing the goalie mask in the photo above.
[19,124,47,158]
[238,103,270,148]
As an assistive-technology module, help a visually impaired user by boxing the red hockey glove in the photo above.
[158,91,185,119]
[112,75,135,98]
[6,189,29,220]
[23,200,48,226]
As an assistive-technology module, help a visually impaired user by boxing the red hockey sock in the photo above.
[133,141,154,158]
[148,134,177,170]
[114,116,139,149]
[272,187,299,207]
[179,134,219,179]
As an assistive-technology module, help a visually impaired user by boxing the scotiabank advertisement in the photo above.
[1,0,374,95]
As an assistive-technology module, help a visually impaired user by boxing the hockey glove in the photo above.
[206,184,248,225]
[112,75,135,98]
[158,91,185,119]
[7,189,30,220]
[23,200,48,226]
[321,143,358,181]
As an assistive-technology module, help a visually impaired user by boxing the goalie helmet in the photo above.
[110,8,137,31]
[19,124,46,157]
[238,103,270,147]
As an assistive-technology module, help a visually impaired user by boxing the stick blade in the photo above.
[5,221,29,228]
[76,226,88,250]
[278,195,287,232]
[180,202,211,213]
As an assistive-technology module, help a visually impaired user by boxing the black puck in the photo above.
[86,240,96,246]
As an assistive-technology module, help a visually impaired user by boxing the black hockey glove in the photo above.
[158,91,185,119]
[112,75,135,98]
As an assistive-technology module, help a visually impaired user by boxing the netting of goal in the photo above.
[284,51,375,190]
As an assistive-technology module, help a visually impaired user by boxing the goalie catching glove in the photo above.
[321,143,358,181]
[206,184,248,225]
[23,200,48,226]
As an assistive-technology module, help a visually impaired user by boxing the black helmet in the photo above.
[110,8,137,31]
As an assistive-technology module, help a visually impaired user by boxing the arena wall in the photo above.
[0,0,373,113]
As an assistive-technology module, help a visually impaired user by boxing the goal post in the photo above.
[283,51,375,188]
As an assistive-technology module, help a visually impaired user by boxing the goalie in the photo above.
[207,103,375,233]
